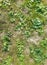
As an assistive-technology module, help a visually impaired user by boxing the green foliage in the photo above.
[2,56,12,65]
[34,0,41,3]
[0,0,11,8]
[23,30,31,38]
[16,39,25,64]
[40,38,47,49]
[31,18,44,35]
[29,38,47,64]
[2,34,11,52]
[8,10,25,23]
[0,0,47,65]
[22,0,41,9]
[14,0,46,37]
[32,18,43,29]
[8,10,16,23]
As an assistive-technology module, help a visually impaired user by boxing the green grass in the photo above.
[0,0,47,65]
